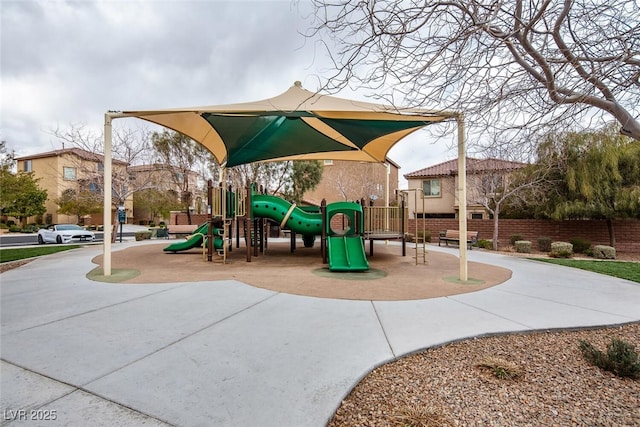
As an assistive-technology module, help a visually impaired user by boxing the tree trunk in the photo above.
[182,191,192,225]
[492,207,500,251]
[607,218,616,247]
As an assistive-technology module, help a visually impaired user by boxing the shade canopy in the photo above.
[103,82,468,281]
[120,81,456,167]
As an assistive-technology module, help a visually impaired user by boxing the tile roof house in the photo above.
[404,157,527,219]
[15,148,132,225]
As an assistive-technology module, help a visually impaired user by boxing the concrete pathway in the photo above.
[1,243,639,426]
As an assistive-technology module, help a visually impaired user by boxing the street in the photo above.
[0,232,122,247]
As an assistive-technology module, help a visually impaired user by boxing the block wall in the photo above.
[409,218,640,253]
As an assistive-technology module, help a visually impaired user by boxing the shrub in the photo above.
[134,231,152,241]
[8,225,21,233]
[392,404,451,427]
[579,338,640,380]
[509,234,524,246]
[159,221,166,228]
[477,356,522,380]
[416,230,431,243]
[570,238,591,254]
[477,239,493,249]
[515,240,532,253]
[149,222,156,228]
[550,242,573,258]
[20,225,38,233]
[593,245,616,259]
[407,231,431,243]
[538,236,552,252]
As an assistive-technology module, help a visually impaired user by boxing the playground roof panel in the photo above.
[119,81,457,167]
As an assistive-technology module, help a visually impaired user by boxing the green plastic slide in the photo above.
[327,236,370,271]
[163,223,223,253]
[251,194,323,236]
[251,192,369,270]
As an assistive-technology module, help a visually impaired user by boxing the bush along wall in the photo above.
[550,242,573,258]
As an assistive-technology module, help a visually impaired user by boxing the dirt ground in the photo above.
[91,241,512,301]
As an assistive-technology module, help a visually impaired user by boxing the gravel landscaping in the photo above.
[329,322,640,427]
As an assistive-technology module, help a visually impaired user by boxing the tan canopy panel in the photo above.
[120,81,456,167]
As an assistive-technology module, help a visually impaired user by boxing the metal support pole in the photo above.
[457,114,468,281]
[207,180,213,261]
[103,114,113,276]
[221,168,227,264]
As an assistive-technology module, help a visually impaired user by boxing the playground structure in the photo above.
[165,181,412,272]
[101,82,471,280]
[163,223,224,257]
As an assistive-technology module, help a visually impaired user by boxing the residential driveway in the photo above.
[1,242,638,426]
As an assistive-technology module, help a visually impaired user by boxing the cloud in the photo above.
[1,0,455,177]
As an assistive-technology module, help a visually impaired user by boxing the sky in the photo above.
[1,0,458,187]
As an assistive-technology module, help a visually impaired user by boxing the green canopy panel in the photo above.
[202,113,358,167]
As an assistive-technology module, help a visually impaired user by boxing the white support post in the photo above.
[457,114,468,281]
[103,114,113,276]
[221,166,227,263]
[384,162,390,231]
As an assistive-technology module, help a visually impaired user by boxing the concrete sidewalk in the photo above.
[1,243,639,426]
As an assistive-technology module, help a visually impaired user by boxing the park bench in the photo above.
[438,229,479,250]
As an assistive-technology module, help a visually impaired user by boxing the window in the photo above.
[97,163,104,172]
[416,213,455,219]
[471,213,483,219]
[422,179,441,196]
[63,166,77,180]
[24,160,32,172]
[323,160,333,165]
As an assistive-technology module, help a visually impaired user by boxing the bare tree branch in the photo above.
[305,0,640,140]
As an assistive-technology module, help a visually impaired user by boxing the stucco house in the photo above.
[404,157,527,219]
[302,158,400,206]
[15,148,132,225]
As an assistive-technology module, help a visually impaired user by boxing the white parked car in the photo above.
[37,224,96,244]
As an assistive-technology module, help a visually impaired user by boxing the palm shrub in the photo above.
[579,338,640,379]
